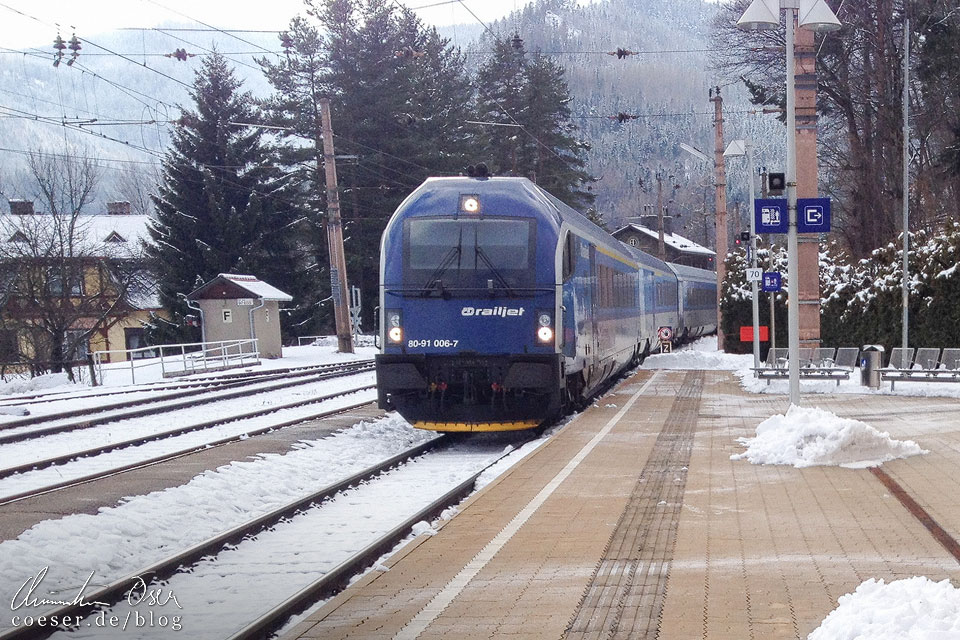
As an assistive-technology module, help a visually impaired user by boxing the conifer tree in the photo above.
[148,52,311,339]
[474,39,595,210]
[260,0,472,330]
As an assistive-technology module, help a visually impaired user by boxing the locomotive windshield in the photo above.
[403,217,536,293]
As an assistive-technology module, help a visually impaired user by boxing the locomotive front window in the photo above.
[404,217,535,291]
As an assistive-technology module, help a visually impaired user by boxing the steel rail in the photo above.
[225,440,535,640]
[0,360,373,408]
[0,436,448,640]
[0,388,377,505]
[0,362,374,445]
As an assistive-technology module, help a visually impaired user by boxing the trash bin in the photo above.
[860,344,884,389]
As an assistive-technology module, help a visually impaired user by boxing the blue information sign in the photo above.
[762,272,782,292]
[797,197,831,233]
[754,198,788,234]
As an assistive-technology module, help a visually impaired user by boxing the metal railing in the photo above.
[93,339,260,384]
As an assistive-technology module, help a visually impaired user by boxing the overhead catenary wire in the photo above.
[142,0,278,57]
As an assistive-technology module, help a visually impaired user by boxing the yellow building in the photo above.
[0,200,167,366]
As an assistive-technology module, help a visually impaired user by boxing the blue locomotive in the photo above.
[375,177,717,432]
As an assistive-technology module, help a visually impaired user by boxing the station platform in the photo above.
[284,369,960,639]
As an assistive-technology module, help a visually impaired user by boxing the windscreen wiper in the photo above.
[420,227,463,296]
[474,244,517,297]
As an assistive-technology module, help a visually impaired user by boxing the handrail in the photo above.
[92,339,260,385]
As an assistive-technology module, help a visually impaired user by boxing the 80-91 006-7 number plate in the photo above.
[407,339,459,349]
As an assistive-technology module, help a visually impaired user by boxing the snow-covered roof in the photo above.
[614,223,716,257]
[189,274,293,302]
[0,214,151,259]
[220,274,293,301]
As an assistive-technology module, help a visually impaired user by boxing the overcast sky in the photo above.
[0,0,517,50]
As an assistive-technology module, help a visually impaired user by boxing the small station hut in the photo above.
[187,274,292,358]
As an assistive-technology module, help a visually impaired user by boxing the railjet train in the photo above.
[375,177,717,432]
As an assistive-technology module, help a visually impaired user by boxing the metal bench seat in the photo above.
[753,346,856,386]
[881,347,960,390]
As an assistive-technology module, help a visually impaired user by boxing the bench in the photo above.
[753,346,858,385]
[879,348,960,390]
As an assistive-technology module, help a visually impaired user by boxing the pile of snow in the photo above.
[0,372,75,395]
[731,405,926,468]
[643,336,753,371]
[808,577,960,639]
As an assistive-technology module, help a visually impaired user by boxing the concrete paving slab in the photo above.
[285,371,960,640]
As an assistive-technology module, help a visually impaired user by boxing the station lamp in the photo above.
[736,0,841,406]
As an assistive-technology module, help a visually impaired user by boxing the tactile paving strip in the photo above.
[565,370,704,640]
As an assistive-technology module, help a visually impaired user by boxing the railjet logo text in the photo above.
[461,306,525,318]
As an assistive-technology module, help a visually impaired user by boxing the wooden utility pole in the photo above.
[710,86,728,350]
[319,98,354,354]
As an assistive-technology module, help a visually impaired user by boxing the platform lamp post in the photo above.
[724,139,760,370]
[736,0,840,405]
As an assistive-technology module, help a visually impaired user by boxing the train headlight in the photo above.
[459,194,481,214]
[536,309,554,344]
[386,310,403,343]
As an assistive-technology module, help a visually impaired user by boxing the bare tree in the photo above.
[712,0,960,258]
[111,164,161,217]
[0,149,152,380]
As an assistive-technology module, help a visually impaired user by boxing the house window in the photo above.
[125,327,158,359]
[63,330,89,361]
[105,232,127,243]
[628,237,639,247]
[222,309,233,323]
[47,269,84,296]
[0,329,18,361]
[8,231,28,243]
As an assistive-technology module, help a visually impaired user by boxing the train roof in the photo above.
[393,176,637,265]
[667,261,718,282]
[389,177,714,278]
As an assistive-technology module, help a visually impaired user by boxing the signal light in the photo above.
[768,172,786,195]
[740,231,751,242]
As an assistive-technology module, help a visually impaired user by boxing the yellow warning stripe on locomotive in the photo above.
[414,420,541,432]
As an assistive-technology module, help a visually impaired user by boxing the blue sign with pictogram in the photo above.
[797,197,831,233]
[754,198,788,234]
[762,272,782,292]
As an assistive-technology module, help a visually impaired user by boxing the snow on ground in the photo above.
[0,372,374,469]
[808,577,960,639]
[642,336,753,371]
[730,405,927,468]
[0,414,433,631]
[0,384,377,499]
[645,336,960,401]
[0,341,377,400]
[54,443,511,639]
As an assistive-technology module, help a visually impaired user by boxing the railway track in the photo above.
[0,360,374,439]
[0,382,378,505]
[0,433,540,640]
[0,361,360,409]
